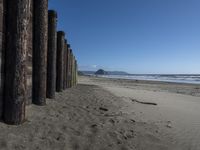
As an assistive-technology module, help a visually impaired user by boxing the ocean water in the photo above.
[97,74,200,84]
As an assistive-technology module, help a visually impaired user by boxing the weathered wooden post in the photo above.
[70,50,73,88]
[68,49,72,88]
[3,0,31,124]
[47,10,57,99]
[71,54,73,87]
[72,56,75,86]
[75,60,78,85]
[56,31,65,92]
[65,44,70,88]
[27,0,33,104]
[63,40,67,90]
[32,0,48,105]
[73,56,76,86]
[0,0,5,118]
[74,57,76,86]
[66,45,71,88]
[76,60,78,85]
[74,59,76,86]
[71,54,75,87]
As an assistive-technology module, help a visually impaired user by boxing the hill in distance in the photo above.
[80,69,129,75]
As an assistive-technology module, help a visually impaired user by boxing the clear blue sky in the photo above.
[49,0,200,74]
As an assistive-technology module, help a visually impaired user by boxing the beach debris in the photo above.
[99,107,108,111]
[166,121,172,128]
[91,124,98,128]
[131,99,157,106]
[109,119,115,124]
[104,113,122,117]
[130,119,136,123]
[167,124,172,128]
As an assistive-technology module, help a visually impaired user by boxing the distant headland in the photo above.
[80,69,129,76]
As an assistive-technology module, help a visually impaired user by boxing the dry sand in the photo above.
[79,76,200,150]
[0,75,199,150]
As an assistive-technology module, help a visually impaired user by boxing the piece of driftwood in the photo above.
[131,98,157,106]
[99,107,108,111]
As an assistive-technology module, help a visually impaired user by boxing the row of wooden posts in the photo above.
[0,0,78,125]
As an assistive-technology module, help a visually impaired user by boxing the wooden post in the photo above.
[32,0,48,105]
[56,31,65,92]
[71,54,73,87]
[74,57,76,86]
[0,0,5,118]
[76,60,78,85]
[63,40,67,90]
[65,46,69,88]
[71,53,74,87]
[47,10,57,99]
[75,60,78,85]
[73,55,75,87]
[74,59,76,86]
[26,0,33,104]
[66,45,70,88]
[72,56,75,86]
[3,0,31,124]
[68,49,72,88]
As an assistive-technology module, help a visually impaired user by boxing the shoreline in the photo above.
[86,74,200,86]
[79,75,200,97]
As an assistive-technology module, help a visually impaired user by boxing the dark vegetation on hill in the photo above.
[95,69,108,75]
[80,70,129,75]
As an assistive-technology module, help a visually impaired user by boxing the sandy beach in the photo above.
[79,76,200,150]
[0,75,199,150]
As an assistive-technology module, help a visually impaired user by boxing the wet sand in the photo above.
[0,75,199,149]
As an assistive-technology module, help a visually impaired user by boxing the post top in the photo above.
[57,31,65,36]
[67,44,71,48]
[48,10,57,18]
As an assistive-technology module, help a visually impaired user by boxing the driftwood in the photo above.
[131,99,157,106]
[99,107,108,111]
